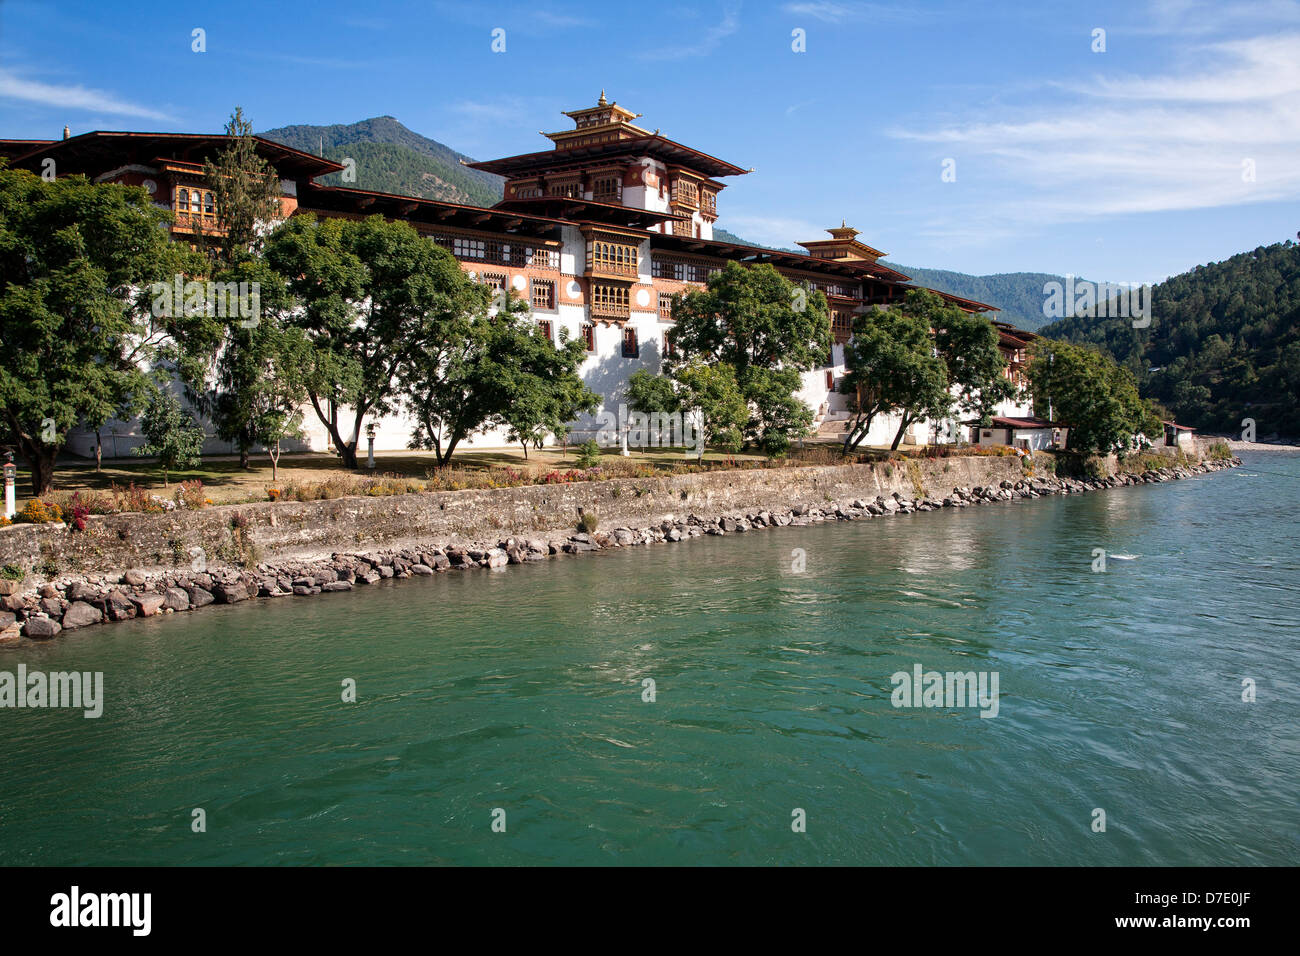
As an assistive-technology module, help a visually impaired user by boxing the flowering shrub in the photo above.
[0,516,10,528]
[267,488,282,501]
[66,492,91,531]
[17,499,62,524]
[175,480,208,510]
[110,482,164,514]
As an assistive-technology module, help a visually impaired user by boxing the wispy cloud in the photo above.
[1131,0,1300,36]
[887,30,1300,235]
[638,1,742,60]
[0,67,173,121]
[781,1,936,24]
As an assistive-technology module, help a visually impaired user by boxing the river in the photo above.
[2,453,1296,865]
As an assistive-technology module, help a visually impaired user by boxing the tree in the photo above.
[201,107,282,268]
[265,213,483,468]
[625,369,679,450]
[1027,339,1158,454]
[926,291,1015,430]
[0,166,176,494]
[673,360,748,461]
[667,262,831,455]
[402,292,596,464]
[500,320,598,459]
[839,305,949,454]
[133,392,206,486]
[172,109,290,469]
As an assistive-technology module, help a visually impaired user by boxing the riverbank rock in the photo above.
[61,601,102,629]
[23,617,61,639]
[132,593,167,617]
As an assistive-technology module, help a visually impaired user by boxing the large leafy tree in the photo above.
[265,213,483,468]
[839,304,949,454]
[500,318,598,459]
[0,167,177,494]
[667,261,831,455]
[1027,338,1159,454]
[922,290,1016,429]
[673,360,747,461]
[402,292,596,464]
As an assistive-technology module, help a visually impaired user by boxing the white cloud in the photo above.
[0,67,173,121]
[639,1,741,59]
[887,30,1300,234]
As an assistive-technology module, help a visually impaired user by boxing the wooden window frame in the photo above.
[531,278,556,311]
[622,326,639,359]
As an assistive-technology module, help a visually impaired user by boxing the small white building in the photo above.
[1159,421,1197,451]
[971,416,1065,452]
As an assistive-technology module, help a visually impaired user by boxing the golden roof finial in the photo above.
[598,89,607,106]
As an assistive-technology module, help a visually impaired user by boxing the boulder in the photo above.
[61,601,102,629]
[185,587,215,608]
[132,593,167,617]
[23,617,61,640]
[0,623,22,645]
[163,587,191,611]
[409,564,434,575]
[321,581,353,592]
[104,590,137,621]
[66,581,100,603]
[121,569,148,587]
[212,582,249,604]
[485,548,509,568]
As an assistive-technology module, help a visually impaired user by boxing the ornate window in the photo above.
[547,179,582,199]
[592,175,621,203]
[670,179,698,207]
[531,279,555,310]
[651,255,713,284]
[538,319,553,342]
[581,323,596,352]
[590,282,630,320]
[622,326,639,358]
[453,236,487,259]
[588,239,638,277]
[174,186,216,222]
[657,293,675,320]
[832,311,853,342]
[433,233,559,270]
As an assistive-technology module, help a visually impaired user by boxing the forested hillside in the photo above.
[261,117,503,206]
[1040,240,1300,437]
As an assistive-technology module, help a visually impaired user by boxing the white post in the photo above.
[3,457,15,519]
[367,435,375,470]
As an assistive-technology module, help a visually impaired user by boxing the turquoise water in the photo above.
[1,454,1297,865]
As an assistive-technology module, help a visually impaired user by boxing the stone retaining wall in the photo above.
[1,455,1028,578]
[0,454,1242,645]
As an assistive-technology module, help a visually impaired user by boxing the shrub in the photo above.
[578,511,599,533]
[576,439,601,469]
[1,564,24,582]
[17,499,62,524]
[111,482,164,514]
[267,488,282,501]
[175,480,207,510]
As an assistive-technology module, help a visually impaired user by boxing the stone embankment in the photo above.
[0,455,1239,644]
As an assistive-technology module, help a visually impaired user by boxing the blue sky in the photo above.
[2,0,1298,283]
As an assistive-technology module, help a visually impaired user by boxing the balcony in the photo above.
[590,300,631,321]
